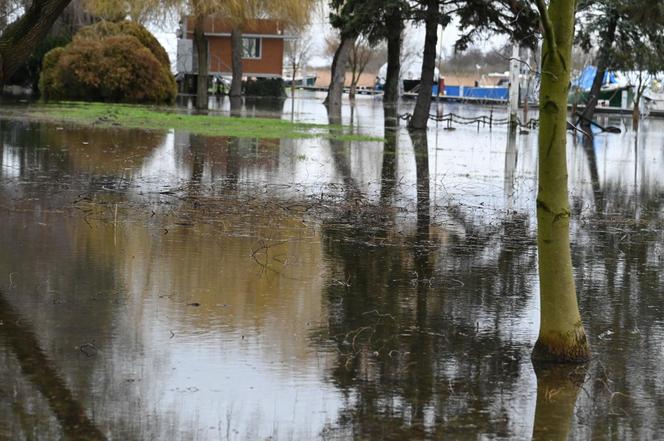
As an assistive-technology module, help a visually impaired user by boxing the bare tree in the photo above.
[325,34,383,101]
[347,35,373,100]
[284,25,312,96]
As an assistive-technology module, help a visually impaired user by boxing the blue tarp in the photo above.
[573,66,618,91]
[444,86,461,97]
[442,86,508,100]
[463,87,509,100]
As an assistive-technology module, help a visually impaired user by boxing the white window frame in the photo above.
[242,37,262,59]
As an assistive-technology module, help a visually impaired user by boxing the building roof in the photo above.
[184,17,286,38]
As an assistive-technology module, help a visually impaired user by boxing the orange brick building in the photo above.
[177,17,287,78]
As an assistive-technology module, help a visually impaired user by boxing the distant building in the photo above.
[176,16,288,93]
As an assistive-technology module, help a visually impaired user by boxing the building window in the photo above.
[242,37,261,59]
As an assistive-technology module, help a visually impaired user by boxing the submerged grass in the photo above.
[4,101,382,142]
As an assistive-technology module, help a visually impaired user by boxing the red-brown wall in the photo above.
[184,16,285,76]
[207,36,283,76]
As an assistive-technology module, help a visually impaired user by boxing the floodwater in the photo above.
[0,94,663,440]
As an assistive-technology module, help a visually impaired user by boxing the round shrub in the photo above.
[75,20,171,69]
[40,22,176,104]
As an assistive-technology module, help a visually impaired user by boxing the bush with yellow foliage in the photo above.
[40,21,176,104]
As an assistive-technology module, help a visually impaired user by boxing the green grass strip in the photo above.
[7,101,383,142]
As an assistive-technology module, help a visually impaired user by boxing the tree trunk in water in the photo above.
[0,0,72,85]
[349,78,357,101]
[230,95,242,117]
[408,0,438,131]
[194,16,208,110]
[580,64,606,125]
[230,28,243,97]
[291,68,296,98]
[632,93,641,131]
[380,104,398,203]
[324,35,355,112]
[383,6,403,105]
[579,13,618,125]
[532,0,590,363]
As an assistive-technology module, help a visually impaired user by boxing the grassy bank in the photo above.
[0,101,382,142]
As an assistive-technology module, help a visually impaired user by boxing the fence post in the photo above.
[508,43,520,134]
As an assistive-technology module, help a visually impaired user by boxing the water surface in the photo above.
[1,98,663,440]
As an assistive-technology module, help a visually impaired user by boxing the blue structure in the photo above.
[573,66,617,91]
[442,85,509,101]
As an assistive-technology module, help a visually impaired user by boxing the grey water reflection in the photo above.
[1,100,663,440]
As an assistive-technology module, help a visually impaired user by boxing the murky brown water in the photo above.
[1,96,663,440]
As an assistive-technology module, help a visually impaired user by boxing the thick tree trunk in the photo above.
[580,13,618,125]
[0,0,72,85]
[230,28,243,97]
[580,64,606,123]
[383,6,403,104]
[533,0,590,363]
[408,0,438,131]
[324,34,355,112]
[194,15,208,110]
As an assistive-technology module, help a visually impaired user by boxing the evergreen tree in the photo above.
[576,0,664,126]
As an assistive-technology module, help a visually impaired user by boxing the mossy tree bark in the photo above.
[194,15,208,110]
[533,0,590,363]
[0,0,72,85]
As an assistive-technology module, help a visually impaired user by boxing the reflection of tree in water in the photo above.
[228,95,286,118]
[579,132,604,214]
[0,214,122,439]
[244,96,286,117]
[314,123,538,439]
[0,121,199,439]
[178,131,281,192]
[327,107,364,207]
[0,290,107,441]
[572,157,664,438]
[531,364,585,441]
[380,105,398,204]
[0,119,166,209]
